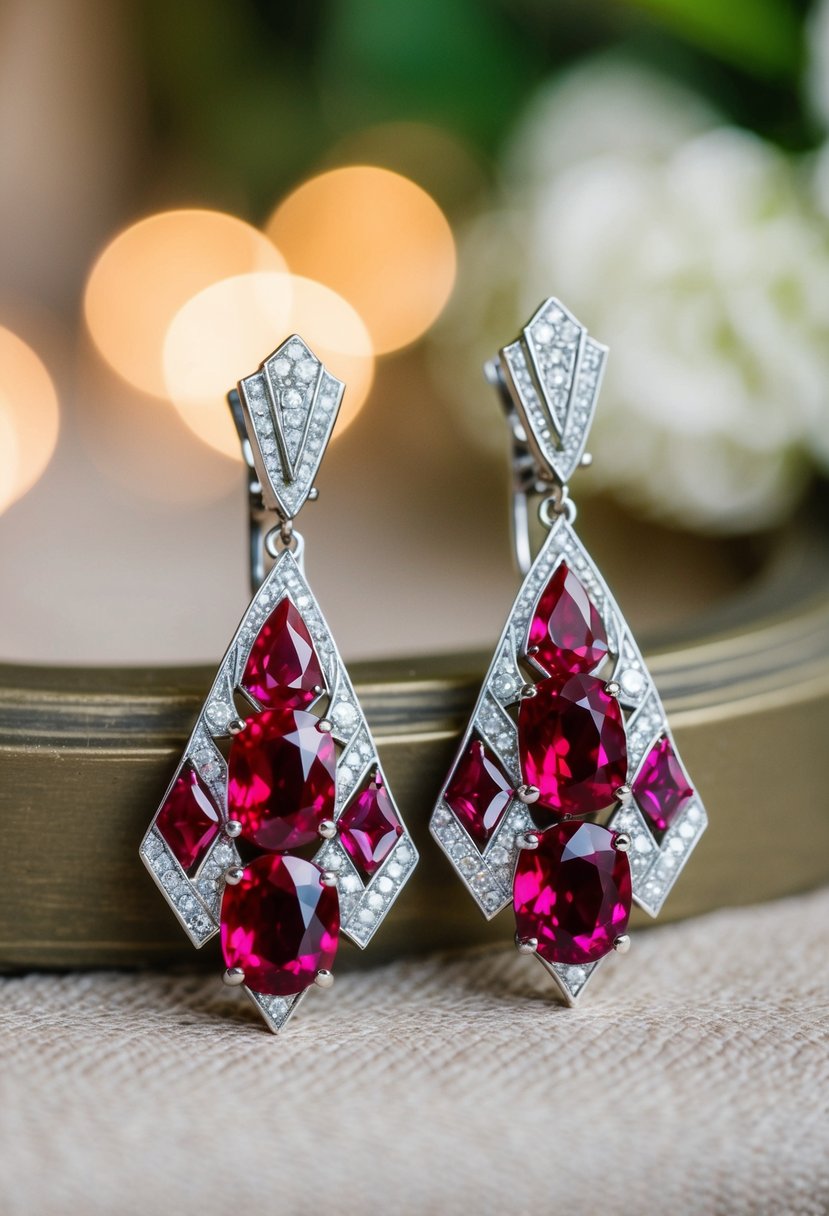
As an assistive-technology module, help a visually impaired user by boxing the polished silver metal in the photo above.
[318,819,337,840]
[516,785,540,805]
[320,871,338,888]
[225,820,243,839]
[429,298,709,1007]
[314,969,335,989]
[227,718,247,736]
[317,718,334,734]
[516,935,538,954]
[613,935,631,954]
[224,866,245,886]
[223,967,246,987]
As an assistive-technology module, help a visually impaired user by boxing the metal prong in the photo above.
[581,452,593,468]
[223,967,246,986]
[312,684,325,697]
[615,784,632,804]
[224,865,245,886]
[613,934,631,954]
[320,870,338,887]
[225,819,243,839]
[318,819,337,840]
[227,717,247,736]
[517,831,540,850]
[314,969,334,989]
[605,681,621,698]
[520,683,538,699]
[308,487,320,501]
[516,784,540,805]
[614,832,632,853]
[516,934,538,954]
[526,645,540,657]
[317,718,333,733]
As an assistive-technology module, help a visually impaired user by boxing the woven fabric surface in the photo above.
[0,888,827,1216]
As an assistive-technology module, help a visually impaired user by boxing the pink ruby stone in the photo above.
[221,854,339,996]
[632,735,694,833]
[227,709,336,851]
[241,597,325,710]
[444,738,513,846]
[518,674,627,818]
[338,773,403,878]
[527,562,608,677]
[513,821,631,965]
[155,764,220,872]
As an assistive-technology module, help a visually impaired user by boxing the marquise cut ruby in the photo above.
[444,739,513,846]
[227,709,336,851]
[338,773,403,878]
[527,562,609,677]
[518,674,627,818]
[513,821,631,965]
[155,764,220,872]
[221,854,339,996]
[632,735,694,833]
[242,598,324,710]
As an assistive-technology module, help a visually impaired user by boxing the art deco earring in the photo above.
[430,299,708,1004]
[140,338,418,1032]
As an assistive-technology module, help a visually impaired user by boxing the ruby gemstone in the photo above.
[632,735,694,834]
[338,773,403,878]
[444,738,513,847]
[221,854,339,996]
[241,597,324,710]
[527,562,609,677]
[155,763,220,872]
[227,709,336,851]
[518,674,627,818]
[513,821,631,965]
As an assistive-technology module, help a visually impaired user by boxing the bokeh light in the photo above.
[163,272,374,460]
[266,166,456,354]
[0,326,60,513]
[83,209,286,398]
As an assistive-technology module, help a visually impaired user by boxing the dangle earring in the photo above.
[430,299,708,1004]
[141,338,418,1032]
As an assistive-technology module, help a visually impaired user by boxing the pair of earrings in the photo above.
[140,298,708,1033]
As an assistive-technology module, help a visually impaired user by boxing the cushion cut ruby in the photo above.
[227,709,336,851]
[518,674,628,818]
[338,773,403,878]
[632,735,694,833]
[527,562,609,677]
[444,738,513,846]
[221,854,339,996]
[513,821,632,965]
[155,764,220,872]
[241,597,325,710]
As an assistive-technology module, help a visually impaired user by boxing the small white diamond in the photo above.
[396,846,412,865]
[377,876,393,894]
[297,359,317,382]
[535,322,554,344]
[619,668,646,697]
[331,701,358,730]
[272,358,291,377]
[367,892,383,911]
[283,388,303,409]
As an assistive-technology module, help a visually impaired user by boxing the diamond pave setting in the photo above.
[141,342,418,1033]
[430,299,708,1006]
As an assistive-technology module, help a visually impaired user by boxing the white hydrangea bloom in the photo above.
[435,60,829,531]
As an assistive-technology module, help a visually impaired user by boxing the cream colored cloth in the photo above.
[0,889,827,1216]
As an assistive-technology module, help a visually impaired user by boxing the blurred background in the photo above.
[1,0,827,665]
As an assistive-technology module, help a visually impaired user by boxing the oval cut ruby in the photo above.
[242,598,325,710]
[513,822,631,965]
[527,562,609,677]
[518,674,627,817]
[221,854,339,996]
[227,709,336,850]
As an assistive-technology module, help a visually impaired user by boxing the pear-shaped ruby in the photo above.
[518,675,627,817]
[632,735,694,833]
[527,562,608,677]
[155,763,220,873]
[444,738,513,846]
[514,822,631,965]
[338,773,403,878]
[242,597,325,710]
[221,854,339,996]
[227,709,336,851]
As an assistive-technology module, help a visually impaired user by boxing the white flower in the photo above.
[435,61,829,531]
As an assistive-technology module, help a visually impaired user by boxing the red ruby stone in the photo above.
[513,821,632,965]
[444,738,513,846]
[242,597,325,710]
[155,764,220,872]
[221,854,339,996]
[227,709,336,851]
[527,562,609,677]
[338,773,403,878]
[632,735,694,833]
[518,674,627,817]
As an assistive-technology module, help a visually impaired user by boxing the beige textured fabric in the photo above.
[1,889,827,1216]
